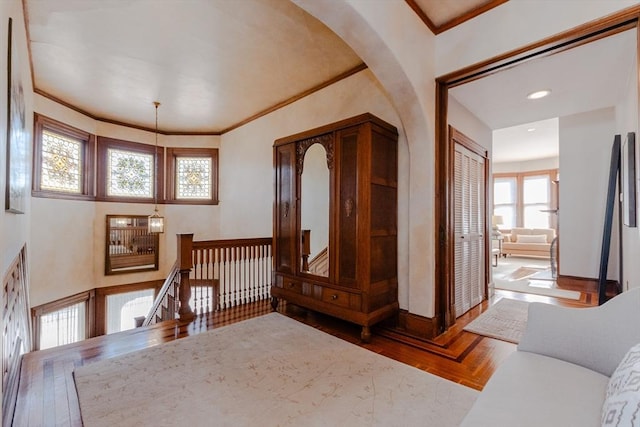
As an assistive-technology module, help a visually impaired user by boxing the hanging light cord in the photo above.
[154,101,160,212]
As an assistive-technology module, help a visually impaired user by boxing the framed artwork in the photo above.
[5,17,28,214]
[622,131,636,227]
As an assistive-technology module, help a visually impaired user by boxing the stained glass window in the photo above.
[176,157,212,199]
[107,148,153,198]
[41,130,82,193]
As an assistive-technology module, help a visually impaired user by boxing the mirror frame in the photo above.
[105,214,159,275]
[296,134,334,280]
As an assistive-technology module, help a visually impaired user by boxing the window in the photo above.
[166,148,219,204]
[493,177,516,229]
[32,114,95,199]
[106,289,155,334]
[523,175,550,228]
[97,137,164,202]
[31,291,93,351]
[493,170,557,229]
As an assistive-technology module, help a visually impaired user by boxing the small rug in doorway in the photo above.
[463,298,529,344]
[503,266,546,281]
[494,278,581,300]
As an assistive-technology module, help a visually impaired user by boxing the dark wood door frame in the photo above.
[434,6,640,334]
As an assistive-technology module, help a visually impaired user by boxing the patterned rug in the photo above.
[74,313,478,427]
[463,298,530,344]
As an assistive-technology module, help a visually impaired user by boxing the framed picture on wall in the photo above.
[5,17,28,214]
[622,131,636,227]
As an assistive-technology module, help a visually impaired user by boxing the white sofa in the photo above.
[461,288,640,427]
[501,227,555,258]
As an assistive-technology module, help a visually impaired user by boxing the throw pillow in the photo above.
[516,234,547,243]
[601,342,640,426]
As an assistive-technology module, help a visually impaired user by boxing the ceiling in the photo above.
[450,29,637,163]
[24,0,503,134]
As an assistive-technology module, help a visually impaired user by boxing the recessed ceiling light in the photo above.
[527,128,536,132]
[527,90,551,100]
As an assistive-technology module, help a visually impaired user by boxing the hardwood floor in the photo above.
[11,289,595,426]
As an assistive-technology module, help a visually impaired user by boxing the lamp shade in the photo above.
[492,215,504,226]
[148,212,165,233]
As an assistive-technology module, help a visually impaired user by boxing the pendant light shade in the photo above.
[148,101,164,233]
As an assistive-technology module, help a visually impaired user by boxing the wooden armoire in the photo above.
[271,113,399,341]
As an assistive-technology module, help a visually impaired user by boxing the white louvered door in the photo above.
[454,143,486,318]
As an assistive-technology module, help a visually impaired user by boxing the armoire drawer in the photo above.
[321,288,360,310]
[282,278,303,294]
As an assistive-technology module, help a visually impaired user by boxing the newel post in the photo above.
[177,233,195,322]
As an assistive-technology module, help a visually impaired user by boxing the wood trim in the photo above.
[221,62,368,134]
[165,147,219,205]
[30,289,94,351]
[32,113,96,200]
[21,0,35,92]
[96,136,165,203]
[395,309,439,340]
[192,237,272,250]
[439,7,640,88]
[33,63,368,136]
[435,7,640,334]
[405,0,508,35]
[404,0,437,33]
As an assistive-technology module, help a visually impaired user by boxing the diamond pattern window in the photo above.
[167,148,218,205]
[107,148,153,198]
[176,157,212,199]
[41,130,83,193]
[33,114,95,199]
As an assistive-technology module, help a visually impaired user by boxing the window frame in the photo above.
[166,147,219,205]
[493,169,558,230]
[32,113,95,200]
[96,136,165,203]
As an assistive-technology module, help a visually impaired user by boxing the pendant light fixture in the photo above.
[148,101,165,233]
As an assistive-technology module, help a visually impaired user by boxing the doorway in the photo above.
[435,12,639,333]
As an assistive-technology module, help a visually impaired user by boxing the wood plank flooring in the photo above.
[11,289,595,426]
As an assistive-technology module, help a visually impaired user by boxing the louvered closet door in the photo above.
[454,144,486,318]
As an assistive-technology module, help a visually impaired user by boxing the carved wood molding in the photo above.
[296,134,334,174]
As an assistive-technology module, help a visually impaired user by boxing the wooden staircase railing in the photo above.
[143,235,273,325]
[3,246,31,427]
[192,236,272,310]
[142,262,180,326]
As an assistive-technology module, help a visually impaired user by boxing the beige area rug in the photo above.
[463,298,530,344]
[74,313,478,427]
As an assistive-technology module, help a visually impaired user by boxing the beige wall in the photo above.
[219,69,408,306]
[30,95,222,306]
[1,1,33,280]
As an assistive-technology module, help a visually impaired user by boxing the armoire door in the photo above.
[454,142,486,317]
[274,143,297,274]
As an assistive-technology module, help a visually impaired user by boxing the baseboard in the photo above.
[384,309,439,340]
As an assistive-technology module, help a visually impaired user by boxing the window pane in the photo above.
[39,302,86,350]
[494,178,516,204]
[41,130,82,193]
[524,204,550,228]
[523,176,549,204]
[107,148,153,197]
[176,157,212,199]
[494,206,515,229]
[106,289,155,334]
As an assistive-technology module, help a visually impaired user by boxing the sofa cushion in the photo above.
[516,234,548,243]
[502,242,550,252]
[601,342,640,426]
[518,289,640,377]
[461,351,609,427]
